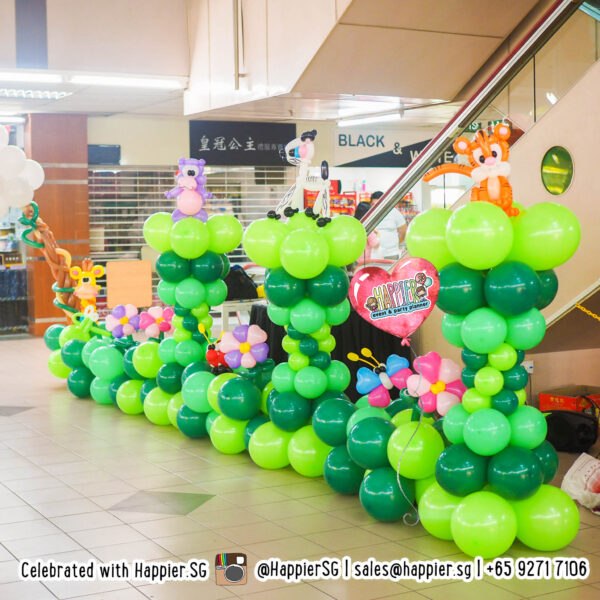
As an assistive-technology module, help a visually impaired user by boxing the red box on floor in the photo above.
[538,385,600,412]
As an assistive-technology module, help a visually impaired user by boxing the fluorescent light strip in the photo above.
[0,89,72,100]
[0,116,25,123]
[69,75,184,89]
[0,71,62,84]
[337,112,403,127]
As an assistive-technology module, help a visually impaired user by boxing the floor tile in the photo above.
[154,530,234,555]
[275,512,352,535]
[238,582,332,599]
[242,536,329,561]
[306,526,388,551]
[3,532,83,558]
[69,524,147,548]
[0,518,61,541]
[0,506,42,525]
[50,511,122,532]
[214,521,295,546]
[311,577,410,599]
[0,560,19,584]
[67,588,148,599]
[130,516,207,538]
[42,576,131,600]
[34,498,101,518]
[248,499,320,521]
[137,579,234,599]
[0,580,56,599]
[189,506,266,528]
[110,490,215,515]
[91,539,174,562]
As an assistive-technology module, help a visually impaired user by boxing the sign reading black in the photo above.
[189,121,296,166]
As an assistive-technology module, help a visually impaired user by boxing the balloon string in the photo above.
[396,346,424,527]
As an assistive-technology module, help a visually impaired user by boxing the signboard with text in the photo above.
[189,121,296,166]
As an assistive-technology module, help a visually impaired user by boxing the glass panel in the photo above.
[541,146,573,195]
[505,58,535,131]
[535,10,597,119]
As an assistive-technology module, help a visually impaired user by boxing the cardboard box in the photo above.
[539,385,600,413]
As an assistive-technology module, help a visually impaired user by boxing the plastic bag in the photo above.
[561,453,600,514]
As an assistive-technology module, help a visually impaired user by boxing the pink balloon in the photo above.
[390,367,412,390]
[241,352,257,368]
[445,380,467,399]
[369,386,391,408]
[414,351,441,383]
[418,391,437,413]
[246,324,267,345]
[439,358,461,383]
[437,391,460,415]
[406,373,431,397]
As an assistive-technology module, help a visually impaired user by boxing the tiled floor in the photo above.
[0,337,598,599]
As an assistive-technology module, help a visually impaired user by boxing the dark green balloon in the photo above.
[190,251,224,283]
[461,367,476,388]
[174,305,191,317]
[182,314,199,332]
[437,263,485,315]
[485,261,541,317]
[386,397,415,417]
[436,443,487,496]
[306,266,349,307]
[156,250,190,283]
[398,388,416,403]
[264,267,307,307]
[123,346,143,380]
[44,324,65,350]
[221,254,230,278]
[532,440,559,483]
[177,405,208,438]
[359,467,415,522]
[109,374,129,404]
[299,337,319,357]
[488,446,543,500]
[536,269,558,309]
[312,398,356,446]
[491,389,518,415]
[461,348,488,370]
[310,351,331,369]
[244,414,269,448]
[347,417,396,469]
[312,390,350,414]
[503,365,529,390]
[140,378,157,402]
[157,362,184,394]
[324,446,365,494]
[516,350,525,364]
[61,339,86,369]
[286,325,306,340]
[269,391,311,431]
[218,378,261,420]
[67,367,94,398]
[182,360,211,381]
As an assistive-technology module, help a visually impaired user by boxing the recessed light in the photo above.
[337,111,404,127]
[0,71,62,84]
[0,89,72,100]
[69,75,184,89]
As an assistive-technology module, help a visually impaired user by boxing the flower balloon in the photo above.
[106,304,140,338]
[220,324,269,368]
[139,306,174,338]
[406,351,466,415]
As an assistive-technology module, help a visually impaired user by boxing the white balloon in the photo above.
[23,159,45,190]
[0,126,8,150]
[0,146,26,178]
[0,193,9,217]
[4,176,33,206]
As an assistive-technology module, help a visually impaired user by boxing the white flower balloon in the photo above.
[4,176,33,206]
[22,159,45,190]
[0,126,8,150]
[0,145,26,179]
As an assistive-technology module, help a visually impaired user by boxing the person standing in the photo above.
[369,191,407,260]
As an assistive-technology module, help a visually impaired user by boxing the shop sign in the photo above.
[189,120,296,166]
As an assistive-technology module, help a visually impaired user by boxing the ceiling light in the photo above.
[546,91,558,105]
[337,111,404,127]
[0,116,25,123]
[69,75,184,89]
[0,71,62,84]
[0,89,72,100]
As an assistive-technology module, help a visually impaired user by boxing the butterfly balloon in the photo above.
[349,348,413,408]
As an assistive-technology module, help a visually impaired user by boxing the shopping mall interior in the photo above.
[0,1,599,599]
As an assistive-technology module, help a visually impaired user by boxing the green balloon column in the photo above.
[407,200,581,557]
[243,211,367,476]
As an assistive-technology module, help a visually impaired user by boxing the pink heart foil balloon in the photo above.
[349,257,439,339]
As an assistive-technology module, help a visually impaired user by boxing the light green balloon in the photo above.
[293,366,328,399]
[280,229,329,279]
[446,203,513,270]
[206,214,243,254]
[205,279,228,306]
[175,278,206,309]
[325,299,350,326]
[182,371,214,412]
[267,304,291,326]
[272,363,295,393]
[420,482,462,540]
[387,422,445,479]
[505,308,546,351]
[322,215,367,267]
[158,338,178,364]
[507,202,581,270]
[288,352,309,371]
[209,415,248,454]
[90,377,112,405]
[461,388,491,413]
[347,406,390,434]
[81,337,111,369]
[132,342,162,379]
[290,299,326,334]
[415,475,437,504]
[474,366,504,396]
[406,208,454,270]
[441,313,465,347]
[207,372,237,412]
[249,422,294,469]
[116,379,144,415]
[48,349,71,378]
[143,387,172,425]
[461,307,507,354]
[281,335,300,354]
[157,280,177,305]
[243,218,288,268]
[451,491,517,558]
[143,212,172,252]
[488,343,517,371]
[326,360,350,391]
[167,392,184,427]
[170,218,209,259]
[287,425,332,477]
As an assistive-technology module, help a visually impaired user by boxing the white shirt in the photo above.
[373,208,406,258]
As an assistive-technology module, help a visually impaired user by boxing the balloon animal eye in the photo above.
[492,151,497,158]
[479,155,485,163]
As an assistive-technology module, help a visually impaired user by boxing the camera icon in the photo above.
[215,553,247,585]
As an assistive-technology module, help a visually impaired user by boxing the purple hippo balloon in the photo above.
[166,158,212,223]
